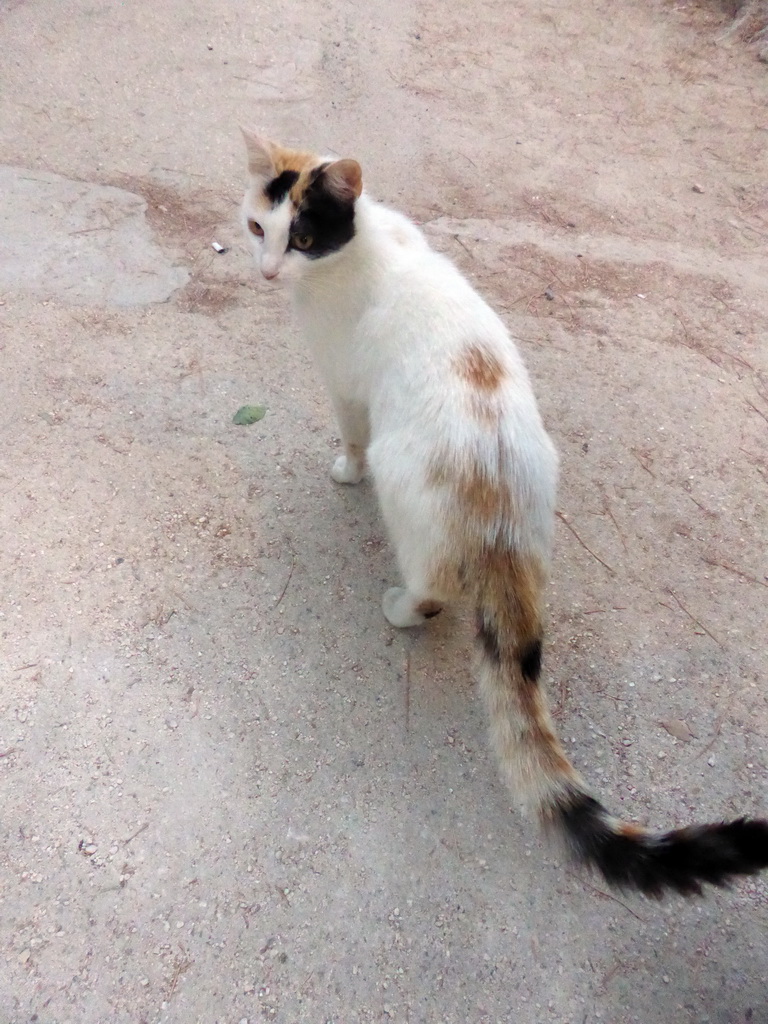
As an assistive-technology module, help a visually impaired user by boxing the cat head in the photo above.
[241,130,363,282]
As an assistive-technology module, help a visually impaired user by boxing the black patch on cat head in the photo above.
[519,638,542,683]
[289,164,356,259]
[265,170,300,205]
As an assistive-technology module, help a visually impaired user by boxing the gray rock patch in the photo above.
[0,166,189,305]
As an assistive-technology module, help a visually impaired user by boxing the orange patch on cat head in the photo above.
[270,144,319,177]
[454,343,507,392]
[242,132,363,210]
[267,145,323,207]
[242,129,317,178]
[289,158,363,206]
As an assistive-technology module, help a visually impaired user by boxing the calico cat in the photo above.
[241,130,768,897]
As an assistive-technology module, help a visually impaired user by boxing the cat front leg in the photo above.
[332,447,366,484]
[330,399,369,485]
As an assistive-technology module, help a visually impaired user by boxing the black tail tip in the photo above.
[554,791,768,898]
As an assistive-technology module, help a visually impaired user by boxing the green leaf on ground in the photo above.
[232,405,267,425]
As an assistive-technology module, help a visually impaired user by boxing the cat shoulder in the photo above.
[367,200,429,252]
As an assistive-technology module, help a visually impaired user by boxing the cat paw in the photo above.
[331,455,364,484]
[383,587,432,628]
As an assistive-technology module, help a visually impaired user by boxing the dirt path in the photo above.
[1,1,766,1021]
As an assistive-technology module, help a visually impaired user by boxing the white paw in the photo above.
[383,587,427,628]
[331,454,364,484]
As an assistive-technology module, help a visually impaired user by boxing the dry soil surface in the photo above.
[1,1,767,1022]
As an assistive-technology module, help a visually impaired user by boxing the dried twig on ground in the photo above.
[556,511,615,575]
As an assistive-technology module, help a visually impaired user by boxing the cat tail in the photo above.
[474,545,768,898]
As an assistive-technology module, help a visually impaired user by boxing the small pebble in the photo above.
[707,756,716,767]
[692,184,704,193]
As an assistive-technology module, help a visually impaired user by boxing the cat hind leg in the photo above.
[377,494,456,627]
[382,587,443,628]
[369,437,460,627]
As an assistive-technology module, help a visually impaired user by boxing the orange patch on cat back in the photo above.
[427,452,517,528]
[454,343,507,392]
[459,467,516,526]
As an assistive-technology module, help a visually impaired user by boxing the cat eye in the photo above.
[247,219,264,237]
[291,233,314,251]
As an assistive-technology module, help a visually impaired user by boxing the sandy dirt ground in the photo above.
[1,0,767,1021]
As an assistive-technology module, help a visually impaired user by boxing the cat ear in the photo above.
[240,128,277,177]
[323,159,363,201]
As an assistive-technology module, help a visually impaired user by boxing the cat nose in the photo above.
[261,255,281,280]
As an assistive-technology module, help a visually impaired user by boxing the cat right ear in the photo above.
[240,128,277,177]
[323,159,363,202]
